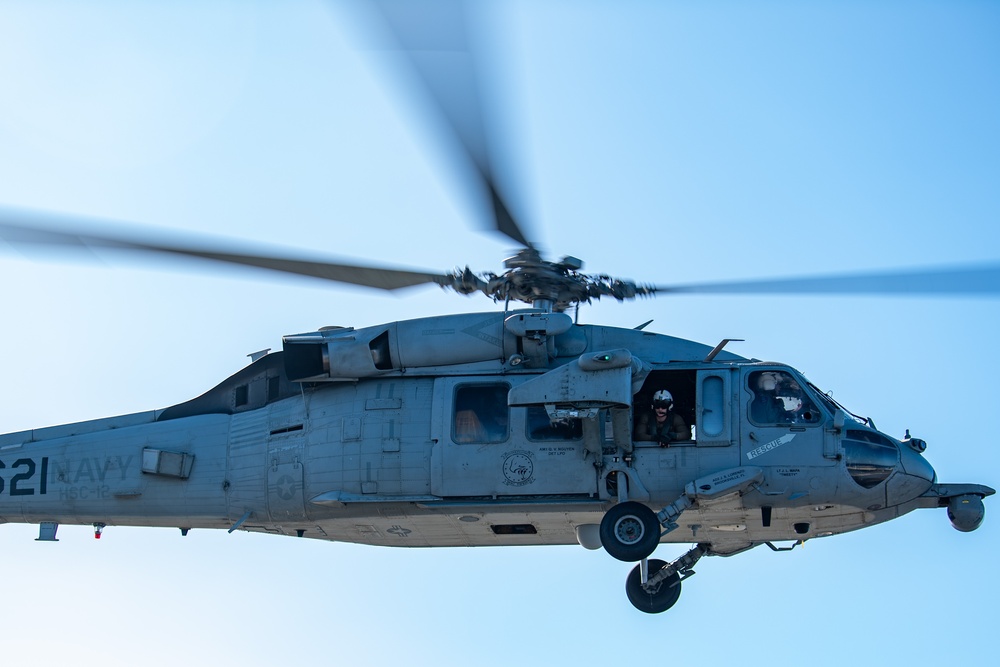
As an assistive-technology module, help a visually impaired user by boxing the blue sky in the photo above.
[1,2,998,665]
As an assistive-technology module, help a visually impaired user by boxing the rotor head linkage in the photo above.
[436,248,653,311]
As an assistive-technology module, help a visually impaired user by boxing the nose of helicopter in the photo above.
[899,446,936,485]
[886,446,937,507]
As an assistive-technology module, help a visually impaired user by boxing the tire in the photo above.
[625,559,682,614]
[599,501,660,562]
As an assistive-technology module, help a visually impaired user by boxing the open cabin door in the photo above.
[632,368,736,448]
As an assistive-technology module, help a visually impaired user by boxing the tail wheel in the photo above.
[626,559,682,614]
[599,501,660,562]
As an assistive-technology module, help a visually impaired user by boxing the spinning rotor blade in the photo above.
[0,211,451,291]
[368,0,533,248]
[651,264,1000,297]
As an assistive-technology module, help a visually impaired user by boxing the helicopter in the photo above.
[0,2,997,616]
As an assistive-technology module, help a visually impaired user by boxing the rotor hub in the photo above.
[447,248,652,311]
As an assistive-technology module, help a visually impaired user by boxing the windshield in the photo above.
[804,379,868,426]
[806,381,840,413]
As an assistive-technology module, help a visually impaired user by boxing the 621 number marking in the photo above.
[0,457,49,496]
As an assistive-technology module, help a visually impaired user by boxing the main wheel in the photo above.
[626,559,682,614]
[599,501,660,562]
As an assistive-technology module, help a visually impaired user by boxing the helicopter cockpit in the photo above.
[632,366,833,447]
[748,369,823,426]
[743,366,939,498]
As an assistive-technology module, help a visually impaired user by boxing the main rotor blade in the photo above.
[368,0,534,248]
[651,264,1000,297]
[0,212,449,291]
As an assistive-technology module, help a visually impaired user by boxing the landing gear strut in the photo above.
[600,466,763,562]
[625,544,708,614]
[601,467,764,612]
[625,559,680,613]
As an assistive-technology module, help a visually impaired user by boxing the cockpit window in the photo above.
[807,383,839,414]
[525,406,582,441]
[453,383,509,444]
[748,370,822,426]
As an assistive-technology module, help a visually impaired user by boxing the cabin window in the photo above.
[525,406,582,441]
[748,370,821,426]
[701,375,724,437]
[453,383,509,444]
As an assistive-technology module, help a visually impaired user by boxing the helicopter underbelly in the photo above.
[228,500,891,551]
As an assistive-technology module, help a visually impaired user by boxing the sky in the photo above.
[0,1,998,665]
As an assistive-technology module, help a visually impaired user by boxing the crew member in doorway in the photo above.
[635,389,691,446]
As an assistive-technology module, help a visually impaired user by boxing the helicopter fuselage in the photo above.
[1,310,987,559]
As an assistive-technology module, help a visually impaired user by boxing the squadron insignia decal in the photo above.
[501,450,534,486]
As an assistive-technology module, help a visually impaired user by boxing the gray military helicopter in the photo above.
[0,2,996,614]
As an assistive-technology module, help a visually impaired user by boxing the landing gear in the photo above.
[601,467,764,610]
[626,559,681,613]
[599,501,660,562]
[625,544,708,614]
[600,466,764,563]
